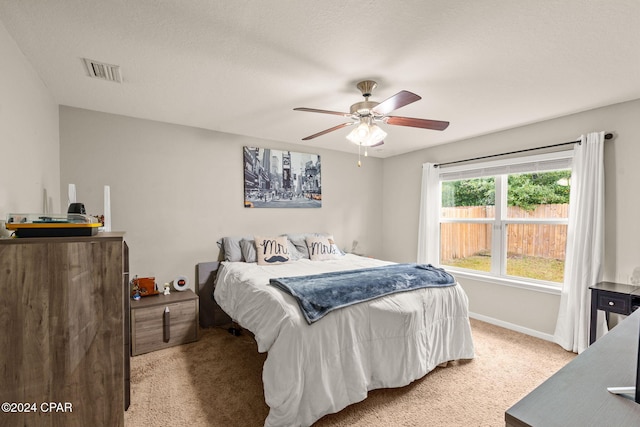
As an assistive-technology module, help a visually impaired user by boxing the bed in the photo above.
[212,234,474,427]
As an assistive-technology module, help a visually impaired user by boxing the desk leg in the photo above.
[589,289,598,345]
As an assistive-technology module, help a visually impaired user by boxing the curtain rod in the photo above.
[434,132,613,168]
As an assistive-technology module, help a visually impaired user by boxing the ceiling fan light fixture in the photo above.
[346,122,368,144]
[294,80,449,147]
[362,124,387,146]
[346,122,387,146]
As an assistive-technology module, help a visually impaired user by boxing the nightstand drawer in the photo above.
[596,293,629,315]
[131,291,199,356]
[589,282,640,345]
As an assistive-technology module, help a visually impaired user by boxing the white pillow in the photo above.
[287,232,345,259]
[305,235,343,261]
[254,236,292,265]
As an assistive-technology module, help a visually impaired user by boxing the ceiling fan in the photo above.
[294,80,450,150]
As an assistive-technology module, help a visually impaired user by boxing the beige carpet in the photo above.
[125,319,575,427]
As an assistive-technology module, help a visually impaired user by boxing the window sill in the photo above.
[447,269,562,295]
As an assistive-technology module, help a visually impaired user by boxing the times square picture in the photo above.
[243,147,321,208]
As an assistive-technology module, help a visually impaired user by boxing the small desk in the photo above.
[589,282,640,345]
[505,308,640,427]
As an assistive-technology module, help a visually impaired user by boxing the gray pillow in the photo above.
[239,238,257,263]
[286,233,317,259]
[219,236,252,262]
[287,240,302,261]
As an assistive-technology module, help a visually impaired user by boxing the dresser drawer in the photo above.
[131,293,198,356]
[596,293,630,315]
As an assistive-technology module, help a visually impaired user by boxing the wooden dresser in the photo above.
[0,232,128,427]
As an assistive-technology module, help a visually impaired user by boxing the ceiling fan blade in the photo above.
[385,116,450,131]
[301,122,354,140]
[371,90,421,115]
[294,107,350,117]
[370,140,384,147]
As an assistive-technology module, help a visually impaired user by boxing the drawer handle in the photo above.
[608,301,615,306]
[163,307,170,342]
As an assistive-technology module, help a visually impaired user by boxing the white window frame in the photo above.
[436,151,573,292]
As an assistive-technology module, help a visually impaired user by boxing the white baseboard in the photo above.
[469,312,556,342]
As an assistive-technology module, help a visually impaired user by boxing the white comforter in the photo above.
[214,255,474,427]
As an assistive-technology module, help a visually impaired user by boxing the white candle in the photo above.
[68,183,76,205]
[103,185,112,232]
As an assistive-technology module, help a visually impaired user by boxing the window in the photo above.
[437,152,572,285]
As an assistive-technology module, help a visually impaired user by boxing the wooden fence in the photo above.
[440,204,568,261]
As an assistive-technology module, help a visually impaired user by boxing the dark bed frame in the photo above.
[196,261,232,328]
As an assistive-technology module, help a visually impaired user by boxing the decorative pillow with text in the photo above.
[254,236,291,265]
[305,235,343,261]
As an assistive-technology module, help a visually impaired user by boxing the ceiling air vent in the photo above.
[82,58,122,83]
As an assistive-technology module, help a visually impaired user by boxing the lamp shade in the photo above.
[346,122,387,146]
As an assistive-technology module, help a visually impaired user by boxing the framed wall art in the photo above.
[243,147,321,208]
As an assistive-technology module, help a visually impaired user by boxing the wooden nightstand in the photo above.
[130,289,199,356]
[589,281,640,345]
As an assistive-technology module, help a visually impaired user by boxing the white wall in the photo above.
[0,20,59,235]
[59,106,383,290]
[381,98,640,337]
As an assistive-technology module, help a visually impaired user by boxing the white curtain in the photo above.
[554,131,605,354]
[417,163,441,264]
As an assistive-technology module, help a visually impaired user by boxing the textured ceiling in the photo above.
[1,1,639,158]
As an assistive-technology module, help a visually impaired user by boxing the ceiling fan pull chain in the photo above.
[358,143,362,167]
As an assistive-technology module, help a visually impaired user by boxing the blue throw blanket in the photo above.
[269,263,456,324]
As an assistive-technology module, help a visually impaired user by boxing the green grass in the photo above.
[443,254,565,283]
